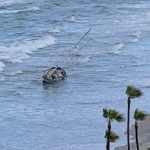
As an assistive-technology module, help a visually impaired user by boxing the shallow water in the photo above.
[1,0,150,149]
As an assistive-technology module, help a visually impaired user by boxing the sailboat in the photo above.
[43,67,67,83]
[42,28,92,84]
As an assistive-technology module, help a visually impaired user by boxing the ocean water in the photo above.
[1,0,150,149]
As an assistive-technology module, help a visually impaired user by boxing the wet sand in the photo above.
[115,115,150,150]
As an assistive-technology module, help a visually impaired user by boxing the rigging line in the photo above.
[59,28,92,68]
[64,29,93,68]
[67,28,92,54]
[69,37,92,58]
[77,37,93,51]
[63,38,93,69]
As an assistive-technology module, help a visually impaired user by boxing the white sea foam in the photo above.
[0,61,5,72]
[111,43,125,54]
[66,16,85,23]
[71,56,90,65]
[0,75,5,82]
[0,0,25,7]
[67,16,76,22]
[6,70,23,76]
[129,31,142,43]
[113,19,120,23]
[48,28,61,33]
[0,35,56,71]
[121,3,150,9]
[78,56,90,63]
[0,7,40,14]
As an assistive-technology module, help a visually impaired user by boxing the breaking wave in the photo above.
[0,61,5,72]
[110,43,125,54]
[66,16,77,22]
[6,70,23,76]
[66,16,86,23]
[129,31,142,43]
[0,7,40,14]
[0,0,25,7]
[0,35,56,71]
[48,28,61,33]
[120,3,150,9]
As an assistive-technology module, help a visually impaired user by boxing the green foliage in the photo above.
[126,85,142,99]
[103,108,109,119]
[105,130,119,143]
[103,108,125,122]
[115,113,125,122]
[134,109,148,121]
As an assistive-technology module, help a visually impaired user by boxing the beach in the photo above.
[115,115,150,150]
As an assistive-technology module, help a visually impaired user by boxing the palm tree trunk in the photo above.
[106,121,111,150]
[106,142,109,150]
[135,121,139,150]
[127,97,131,150]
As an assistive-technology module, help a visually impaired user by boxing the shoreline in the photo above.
[115,115,150,150]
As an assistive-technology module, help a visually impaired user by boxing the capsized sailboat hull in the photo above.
[43,67,67,83]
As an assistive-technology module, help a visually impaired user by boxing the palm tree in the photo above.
[125,85,143,150]
[134,109,147,150]
[104,130,119,149]
[103,108,125,150]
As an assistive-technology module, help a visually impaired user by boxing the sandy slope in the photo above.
[115,115,150,150]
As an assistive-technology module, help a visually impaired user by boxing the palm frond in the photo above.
[115,113,125,122]
[103,108,125,122]
[105,130,119,143]
[109,109,125,122]
[126,85,143,99]
[103,108,109,119]
[109,109,118,120]
[134,109,148,121]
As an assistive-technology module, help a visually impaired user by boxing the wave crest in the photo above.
[48,28,61,33]
[0,61,5,72]
[0,7,40,14]
[129,31,142,43]
[0,0,25,7]
[110,43,125,54]
[0,35,56,71]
